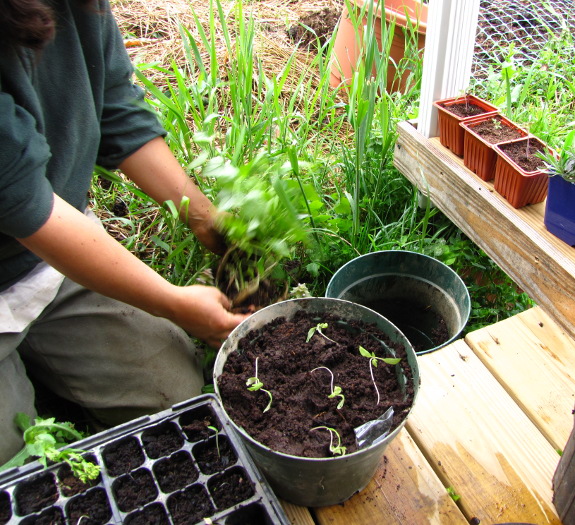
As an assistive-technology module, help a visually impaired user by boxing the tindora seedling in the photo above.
[359,346,401,406]
[246,357,273,413]
[306,322,337,344]
[311,426,346,456]
[311,366,345,409]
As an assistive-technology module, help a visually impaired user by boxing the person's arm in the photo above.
[17,194,247,347]
[119,137,226,254]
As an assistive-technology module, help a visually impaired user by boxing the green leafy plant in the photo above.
[205,154,312,307]
[359,346,401,405]
[0,414,100,483]
[538,129,575,183]
[246,357,273,413]
[310,426,347,456]
[447,486,461,502]
[306,322,337,343]
[311,366,345,409]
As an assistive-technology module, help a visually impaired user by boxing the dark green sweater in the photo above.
[0,0,165,290]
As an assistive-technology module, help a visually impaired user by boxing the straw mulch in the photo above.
[111,0,343,89]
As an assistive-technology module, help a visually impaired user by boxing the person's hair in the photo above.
[0,0,96,50]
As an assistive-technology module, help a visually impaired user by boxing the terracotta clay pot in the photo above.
[434,95,499,157]
[493,136,550,208]
[330,0,427,93]
[461,114,529,182]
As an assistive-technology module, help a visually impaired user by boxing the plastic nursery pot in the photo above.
[544,175,575,246]
[214,297,420,508]
[493,136,550,208]
[330,0,427,93]
[0,395,290,525]
[461,114,529,182]
[434,95,499,157]
[325,250,471,355]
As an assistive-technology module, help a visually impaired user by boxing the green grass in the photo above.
[91,0,574,334]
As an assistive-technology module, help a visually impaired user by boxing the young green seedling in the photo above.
[306,322,337,343]
[246,357,273,413]
[359,346,401,406]
[208,425,220,457]
[311,366,345,409]
[310,426,346,456]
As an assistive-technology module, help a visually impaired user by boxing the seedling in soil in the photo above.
[306,323,337,344]
[0,413,100,483]
[246,357,273,412]
[311,366,345,409]
[208,426,221,457]
[310,426,347,456]
[359,346,401,406]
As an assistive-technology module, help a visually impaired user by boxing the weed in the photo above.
[0,414,100,483]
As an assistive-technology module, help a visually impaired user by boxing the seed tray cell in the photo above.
[0,395,290,525]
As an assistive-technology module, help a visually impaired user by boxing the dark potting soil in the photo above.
[440,100,488,118]
[26,506,65,525]
[208,467,255,510]
[498,138,547,172]
[218,310,415,458]
[194,435,237,475]
[364,298,449,353]
[0,492,10,524]
[141,422,184,459]
[67,488,112,525]
[124,503,171,525]
[471,115,525,144]
[112,468,158,513]
[167,485,214,525]
[153,450,199,493]
[58,456,100,497]
[14,473,58,515]
[102,436,145,477]
[180,408,219,442]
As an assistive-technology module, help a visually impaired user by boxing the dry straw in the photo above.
[111,0,343,90]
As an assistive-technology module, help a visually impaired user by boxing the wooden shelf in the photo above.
[393,120,575,343]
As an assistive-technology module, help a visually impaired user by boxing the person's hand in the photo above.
[192,213,227,256]
[169,284,250,348]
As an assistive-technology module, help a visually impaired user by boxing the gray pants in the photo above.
[0,278,204,465]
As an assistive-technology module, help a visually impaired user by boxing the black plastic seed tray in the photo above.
[0,394,290,525]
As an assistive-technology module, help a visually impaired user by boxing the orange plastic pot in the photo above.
[330,0,427,93]
[434,95,499,158]
[461,114,529,182]
[493,137,550,208]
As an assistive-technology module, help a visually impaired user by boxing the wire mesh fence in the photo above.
[473,0,575,78]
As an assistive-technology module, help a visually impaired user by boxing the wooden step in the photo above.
[465,306,575,451]
[313,429,467,525]
[406,339,562,524]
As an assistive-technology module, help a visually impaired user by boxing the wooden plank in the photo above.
[406,340,562,524]
[313,428,468,525]
[553,417,575,525]
[393,120,575,343]
[280,500,316,525]
[465,306,575,451]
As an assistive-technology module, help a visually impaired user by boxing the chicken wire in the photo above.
[473,0,575,78]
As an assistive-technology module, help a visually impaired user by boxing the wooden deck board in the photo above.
[393,120,575,343]
[406,340,562,524]
[465,306,575,451]
[313,429,468,525]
